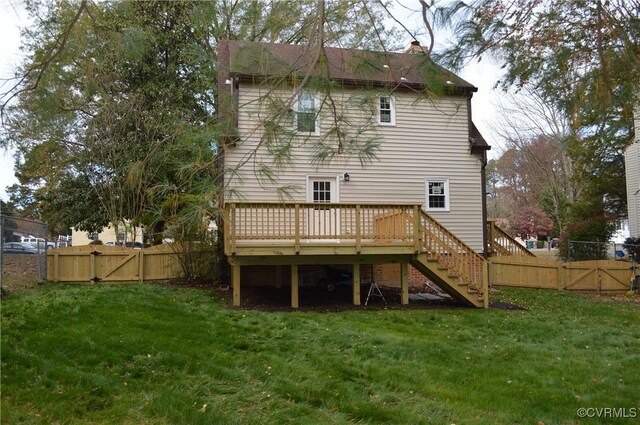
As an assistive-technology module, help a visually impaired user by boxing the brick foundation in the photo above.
[373,264,427,288]
[238,264,374,287]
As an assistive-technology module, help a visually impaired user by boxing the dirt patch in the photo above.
[212,284,469,312]
[583,292,640,304]
[2,254,47,295]
[490,301,527,311]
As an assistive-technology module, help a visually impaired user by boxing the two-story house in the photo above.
[625,101,640,238]
[218,40,491,308]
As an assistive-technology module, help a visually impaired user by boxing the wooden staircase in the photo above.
[412,210,487,308]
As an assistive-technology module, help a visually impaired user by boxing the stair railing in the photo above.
[420,210,486,294]
[487,221,536,257]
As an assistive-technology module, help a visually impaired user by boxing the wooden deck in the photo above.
[224,202,488,308]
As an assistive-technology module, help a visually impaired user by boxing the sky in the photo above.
[0,0,27,201]
[0,0,505,202]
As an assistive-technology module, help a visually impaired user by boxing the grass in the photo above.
[1,284,639,424]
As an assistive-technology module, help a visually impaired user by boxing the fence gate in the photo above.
[97,251,141,282]
[564,261,632,293]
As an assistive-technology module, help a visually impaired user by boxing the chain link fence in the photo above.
[566,240,640,262]
[1,214,51,295]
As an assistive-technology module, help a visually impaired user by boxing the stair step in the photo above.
[413,244,487,308]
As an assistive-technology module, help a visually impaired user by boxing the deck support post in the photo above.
[275,265,283,289]
[291,264,299,309]
[232,264,241,307]
[352,263,361,305]
[401,262,410,305]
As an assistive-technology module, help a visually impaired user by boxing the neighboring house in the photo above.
[71,222,144,246]
[625,103,640,238]
[218,40,493,308]
[610,219,630,244]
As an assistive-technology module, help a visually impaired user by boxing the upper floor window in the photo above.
[378,95,396,125]
[426,179,450,211]
[294,91,319,134]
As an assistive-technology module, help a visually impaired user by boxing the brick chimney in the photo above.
[405,40,426,54]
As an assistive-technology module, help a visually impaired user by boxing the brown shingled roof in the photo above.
[470,122,490,151]
[218,40,477,94]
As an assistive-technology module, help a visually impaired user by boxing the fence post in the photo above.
[90,249,97,284]
[54,250,59,282]
[138,251,144,283]
[44,223,49,282]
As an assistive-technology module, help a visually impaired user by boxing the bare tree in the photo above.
[491,86,583,234]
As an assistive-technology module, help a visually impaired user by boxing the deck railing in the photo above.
[487,220,535,257]
[225,202,421,254]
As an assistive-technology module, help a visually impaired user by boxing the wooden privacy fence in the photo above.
[47,245,183,283]
[489,256,633,293]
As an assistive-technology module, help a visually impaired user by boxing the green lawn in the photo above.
[1,284,639,424]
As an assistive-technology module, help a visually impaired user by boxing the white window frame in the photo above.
[294,91,320,135]
[425,178,450,212]
[377,95,396,126]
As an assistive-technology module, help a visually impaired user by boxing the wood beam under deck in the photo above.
[353,263,361,305]
[291,264,299,309]
[401,262,410,305]
[232,264,241,307]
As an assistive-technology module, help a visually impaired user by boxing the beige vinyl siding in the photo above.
[71,223,144,246]
[225,84,484,251]
[626,142,640,237]
[635,102,640,138]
